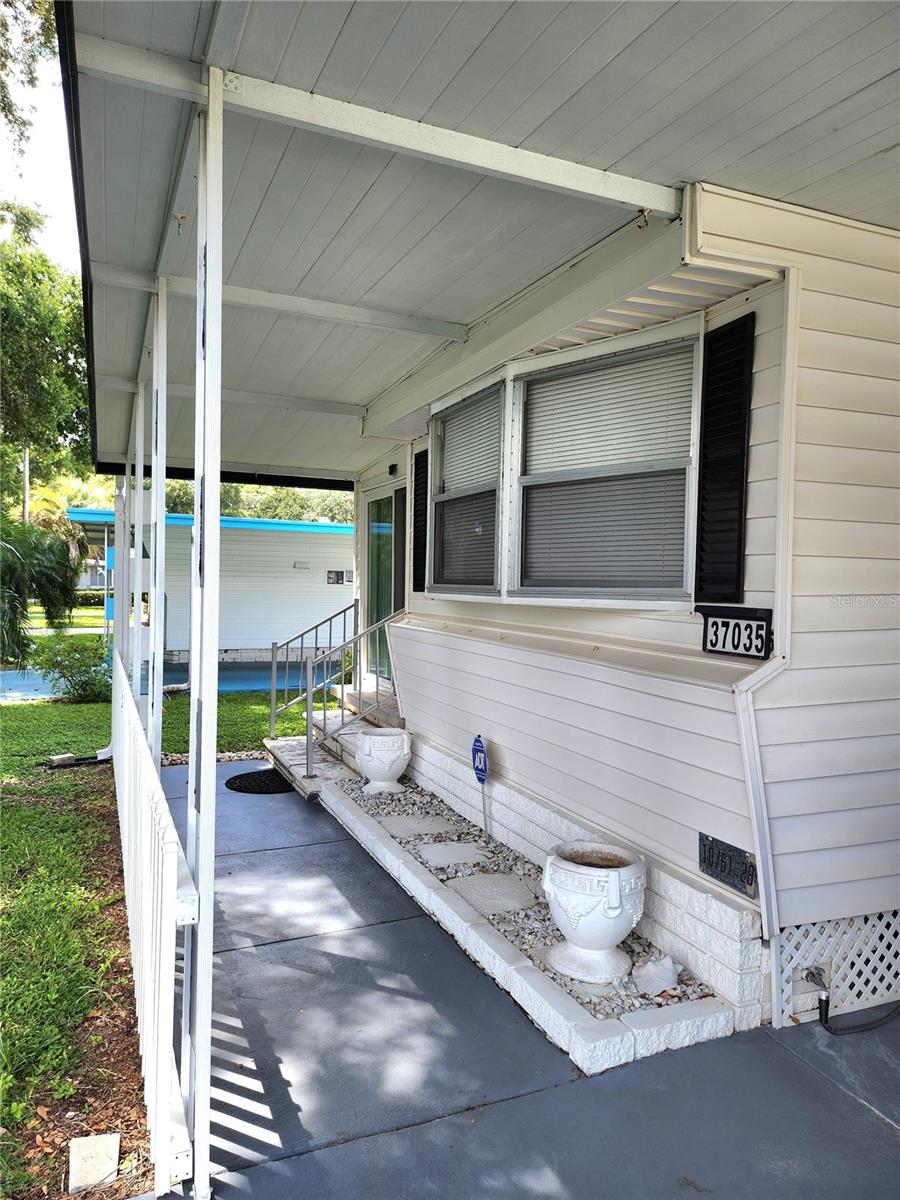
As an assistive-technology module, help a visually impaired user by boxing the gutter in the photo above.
[54,1,98,466]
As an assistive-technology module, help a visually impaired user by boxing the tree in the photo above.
[0,512,86,666]
[239,485,354,524]
[0,0,56,153]
[0,206,90,512]
[163,480,353,523]
[165,480,243,515]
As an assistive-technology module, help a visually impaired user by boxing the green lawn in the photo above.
[1,706,120,1193]
[0,686,315,1190]
[161,688,313,752]
[27,605,107,630]
[1,688,312,760]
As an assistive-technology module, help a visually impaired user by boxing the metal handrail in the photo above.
[269,600,359,736]
[298,608,404,779]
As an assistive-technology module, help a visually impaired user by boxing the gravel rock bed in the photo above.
[160,750,263,766]
[337,774,715,1021]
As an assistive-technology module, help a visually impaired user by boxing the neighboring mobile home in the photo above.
[68,507,354,658]
[56,1,899,1193]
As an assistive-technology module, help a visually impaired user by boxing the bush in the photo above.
[74,589,106,607]
[30,633,111,702]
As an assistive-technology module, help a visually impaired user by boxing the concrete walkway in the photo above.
[161,762,900,1200]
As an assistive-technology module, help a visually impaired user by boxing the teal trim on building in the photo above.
[68,507,354,535]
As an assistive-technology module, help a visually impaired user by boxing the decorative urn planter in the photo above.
[356,727,412,794]
[542,840,646,983]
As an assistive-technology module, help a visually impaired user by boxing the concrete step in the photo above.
[328,678,402,729]
[263,733,352,798]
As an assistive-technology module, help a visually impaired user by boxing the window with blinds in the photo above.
[519,341,695,593]
[431,385,502,590]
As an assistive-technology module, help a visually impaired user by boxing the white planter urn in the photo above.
[542,840,646,984]
[356,727,412,794]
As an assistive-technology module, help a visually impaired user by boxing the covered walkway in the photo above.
[160,761,900,1200]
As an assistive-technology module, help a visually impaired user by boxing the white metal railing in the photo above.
[276,609,404,778]
[269,599,360,737]
[111,651,197,1194]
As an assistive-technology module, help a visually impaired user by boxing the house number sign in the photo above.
[699,833,759,900]
[696,606,773,661]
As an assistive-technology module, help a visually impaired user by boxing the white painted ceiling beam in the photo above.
[74,34,681,218]
[96,375,366,420]
[92,261,466,341]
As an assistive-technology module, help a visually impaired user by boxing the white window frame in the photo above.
[427,382,505,596]
[427,314,703,610]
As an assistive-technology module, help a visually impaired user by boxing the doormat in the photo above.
[224,768,293,794]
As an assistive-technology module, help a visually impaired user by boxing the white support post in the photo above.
[113,476,127,662]
[149,279,168,768]
[122,462,133,679]
[180,104,207,1127]
[186,67,224,1200]
[131,385,145,710]
[102,525,110,643]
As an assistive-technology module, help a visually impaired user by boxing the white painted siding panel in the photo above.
[700,187,900,925]
[164,526,354,652]
[391,620,750,884]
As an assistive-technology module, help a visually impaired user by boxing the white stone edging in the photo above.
[317,780,735,1074]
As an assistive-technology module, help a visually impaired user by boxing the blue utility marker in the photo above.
[472,735,488,785]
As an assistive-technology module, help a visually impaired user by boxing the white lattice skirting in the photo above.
[779,910,900,1023]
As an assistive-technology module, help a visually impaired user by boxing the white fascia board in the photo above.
[74,34,681,218]
[91,261,466,341]
[364,219,683,437]
[96,375,367,420]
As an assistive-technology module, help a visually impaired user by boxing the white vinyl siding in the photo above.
[164,526,354,652]
[390,618,750,881]
[701,187,900,926]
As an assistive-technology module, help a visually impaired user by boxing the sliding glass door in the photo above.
[365,488,407,680]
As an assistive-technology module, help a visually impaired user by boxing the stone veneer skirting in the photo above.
[406,733,771,1032]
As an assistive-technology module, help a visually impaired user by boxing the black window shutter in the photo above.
[412,450,428,592]
[694,312,756,604]
[393,487,407,611]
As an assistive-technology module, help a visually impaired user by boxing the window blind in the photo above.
[434,491,496,586]
[522,471,686,589]
[439,388,502,493]
[524,343,694,476]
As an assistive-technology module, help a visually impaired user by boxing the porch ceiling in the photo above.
[66,1,899,480]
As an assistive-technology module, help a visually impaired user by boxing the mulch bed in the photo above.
[13,770,153,1200]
